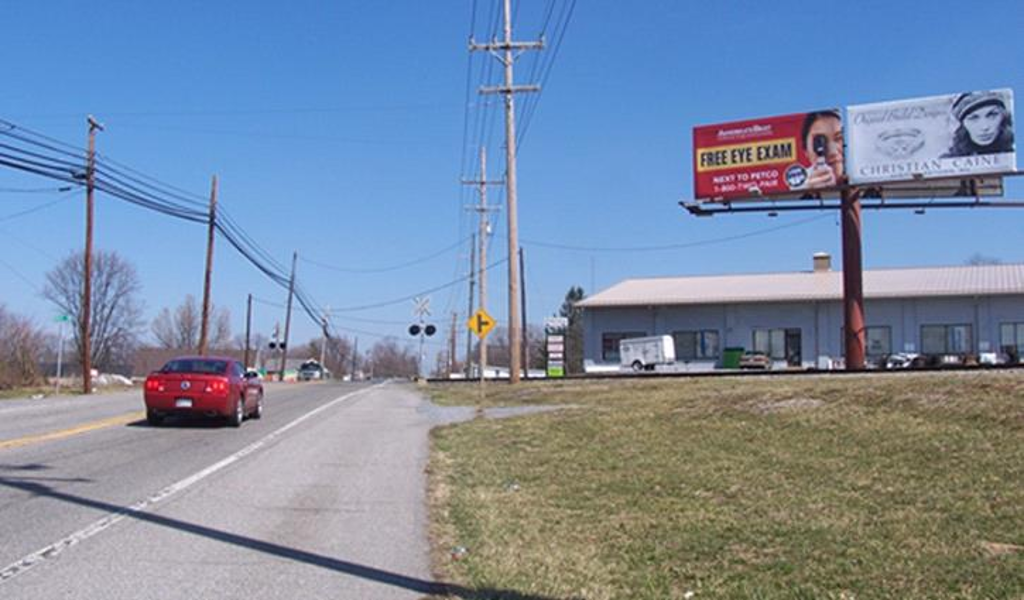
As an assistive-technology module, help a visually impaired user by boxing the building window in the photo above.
[672,330,720,360]
[752,328,798,360]
[1000,323,1024,360]
[601,331,646,362]
[921,324,972,355]
[866,326,892,357]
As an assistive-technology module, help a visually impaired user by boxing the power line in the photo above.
[299,236,472,274]
[520,213,834,253]
[0,190,80,223]
[328,256,509,313]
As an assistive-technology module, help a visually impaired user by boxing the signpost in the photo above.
[467,308,495,386]
[544,316,569,378]
[410,297,434,379]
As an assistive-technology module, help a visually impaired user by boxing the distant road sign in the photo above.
[468,308,496,339]
[54,314,71,323]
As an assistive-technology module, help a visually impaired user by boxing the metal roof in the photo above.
[577,264,1024,308]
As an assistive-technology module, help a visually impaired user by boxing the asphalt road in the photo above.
[0,381,455,599]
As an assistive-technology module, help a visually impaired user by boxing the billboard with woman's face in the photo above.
[693,110,844,200]
[847,89,1016,184]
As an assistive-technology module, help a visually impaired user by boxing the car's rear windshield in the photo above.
[161,359,229,375]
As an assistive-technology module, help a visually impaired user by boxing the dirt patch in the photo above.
[753,397,825,414]
[980,541,1024,558]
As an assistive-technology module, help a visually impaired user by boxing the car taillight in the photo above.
[145,378,165,392]
[205,378,228,393]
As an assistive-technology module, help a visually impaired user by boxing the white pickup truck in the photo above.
[619,335,675,372]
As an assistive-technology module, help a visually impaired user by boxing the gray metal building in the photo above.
[577,255,1024,370]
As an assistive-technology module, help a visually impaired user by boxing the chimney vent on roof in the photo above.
[813,252,831,272]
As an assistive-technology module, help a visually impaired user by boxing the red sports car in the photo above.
[144,356,263,427]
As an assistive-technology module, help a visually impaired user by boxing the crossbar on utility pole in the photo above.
[198,175,218,356]
[462,146,502,380]
[469,0,542,384]
[82,115,103,395]
[279,252,297,381]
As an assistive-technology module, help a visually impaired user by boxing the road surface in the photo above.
[0,381,457,599]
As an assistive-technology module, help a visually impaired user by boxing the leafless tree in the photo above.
[0,305,47,389]
[965,253,1002,266]
[365,337,417,378]
[42,250,143,373]
[152,295,231,351]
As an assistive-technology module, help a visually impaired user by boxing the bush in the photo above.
[0,305,47,389]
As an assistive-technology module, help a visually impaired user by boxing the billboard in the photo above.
[693,110,844,200]
[848,89,1016,185]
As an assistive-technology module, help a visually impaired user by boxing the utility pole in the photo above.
[244,293,253,368]
[320,307,329,367]
[198,175,218,356]
[449,311,458,377]
[464,233,476,378]
[279,251,297,381]
[520,247,529,379]
[82,115,103,395]
[351,337,359,380]
[470,0,543,384]
[462,146,502,380]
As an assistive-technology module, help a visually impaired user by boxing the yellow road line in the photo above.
[0,411,146,451]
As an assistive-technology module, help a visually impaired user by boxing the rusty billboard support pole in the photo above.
[841,183,866,370]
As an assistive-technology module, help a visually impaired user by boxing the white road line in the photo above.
[0,382,387,585]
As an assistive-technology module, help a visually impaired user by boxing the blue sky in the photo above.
[1,0,1023,359]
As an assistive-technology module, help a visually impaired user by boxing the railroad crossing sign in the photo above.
[467,308,496,339]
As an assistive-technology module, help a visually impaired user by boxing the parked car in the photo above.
[739,351,771,370]
[144,356,263,427]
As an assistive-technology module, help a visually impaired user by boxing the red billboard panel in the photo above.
[693,110,844,201]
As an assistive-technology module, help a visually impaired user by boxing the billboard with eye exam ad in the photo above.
[847,89,1016,185]
[693,110,844,201]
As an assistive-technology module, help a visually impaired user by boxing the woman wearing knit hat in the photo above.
[943,90,1015,157]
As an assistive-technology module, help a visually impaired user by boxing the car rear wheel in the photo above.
[147,410,163,426]
[251,392,263,420]
[631,360,644,372]
[227,398,244,428]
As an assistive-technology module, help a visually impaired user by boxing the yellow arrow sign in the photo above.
[467,308,496,339]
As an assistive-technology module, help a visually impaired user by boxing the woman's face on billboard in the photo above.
[963,105,1005,146]
[805,115,844,176]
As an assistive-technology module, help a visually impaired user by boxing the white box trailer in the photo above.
[619,335,675,372]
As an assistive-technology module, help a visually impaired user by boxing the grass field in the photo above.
[427,372,1024,599]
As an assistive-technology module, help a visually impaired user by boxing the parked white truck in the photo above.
[619,335,675,372]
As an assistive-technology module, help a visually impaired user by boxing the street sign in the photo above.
[54,314,71,323]
[467,308,496,339]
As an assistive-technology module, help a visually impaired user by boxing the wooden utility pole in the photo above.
[82,115,103,395]
[279,252,297,381]
[464,233,476,378]
[449,311,458,377]
[198,175,218,356]
[243,293,253,368]
[462,146,502,379]
[320,308,329,367]
[520,247,529,379]
[351,337,359,379]
[470,0,542,383]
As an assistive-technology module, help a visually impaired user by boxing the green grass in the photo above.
[427,373,1024,599]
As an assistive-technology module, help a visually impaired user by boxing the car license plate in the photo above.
[175,398,193,408]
